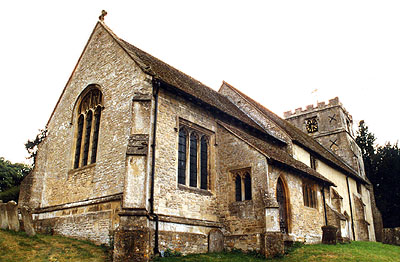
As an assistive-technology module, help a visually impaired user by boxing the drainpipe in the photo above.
[322,185,328,226]
[346,176,356,241]
[150,79,160,255]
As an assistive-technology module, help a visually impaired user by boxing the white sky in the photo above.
[1,1,399,164]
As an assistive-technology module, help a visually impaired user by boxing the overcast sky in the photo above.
[1,1,399,164]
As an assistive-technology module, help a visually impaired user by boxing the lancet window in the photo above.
[73,86,103,169]
[233,169,252,201]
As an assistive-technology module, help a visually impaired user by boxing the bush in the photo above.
[163,248,182,257]
[0,185,20,203]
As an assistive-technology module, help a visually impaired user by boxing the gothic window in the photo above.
[178,128,187,185]
[303,181,317,208]
[235,175,242,201]
[177,122,211,190]
[232,169,252,201]
[73,86,103,169]
[189,133,198,187]
[200,136,208,190]
[74,115,84,169]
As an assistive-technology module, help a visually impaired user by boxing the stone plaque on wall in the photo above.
[127,134,149,156]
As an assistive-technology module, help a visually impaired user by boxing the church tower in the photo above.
[284,97,365,178]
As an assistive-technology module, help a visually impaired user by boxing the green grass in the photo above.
[0,229,111,262]
[2,229,400,262]
[154,241,400,262]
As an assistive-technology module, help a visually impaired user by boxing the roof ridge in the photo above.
[102,21,214,95]
[221,83,364,181]
[218,121,334,186]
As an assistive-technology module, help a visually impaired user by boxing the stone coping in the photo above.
[31,193,123,214]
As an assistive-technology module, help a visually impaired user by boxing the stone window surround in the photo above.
[72,85,103,169]
[310,155,317,170]
[231,167,252,202]
[303,179,318,209]
[177,118,214,192]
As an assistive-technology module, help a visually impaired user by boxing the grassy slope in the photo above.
[0,229,110,262]
[1,229,399,262]
[155,242,400,262]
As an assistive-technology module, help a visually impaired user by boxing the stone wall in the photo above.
[269,166,325,243]
[216,126,268,251]
[383,227,400,246]
[34,200,121,245]
[19,23,153,210]
[153,89,219,222]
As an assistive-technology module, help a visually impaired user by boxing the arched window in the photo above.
[233,169,251,202]
[74,115,84,169]
[73,86,103,169]
[189,132,198,187]
[177,121,211,190]
[178,128,187,185]
[235,175,242,201]
[82,110,93,166]
[200,136,208,190]
[244,172,252,200]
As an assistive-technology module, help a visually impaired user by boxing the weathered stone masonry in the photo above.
[19,18,379,261]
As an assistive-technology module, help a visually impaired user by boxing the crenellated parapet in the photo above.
[284,97,351,121]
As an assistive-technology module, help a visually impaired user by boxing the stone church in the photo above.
[19,16,378,261]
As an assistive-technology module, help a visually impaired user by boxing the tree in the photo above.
[355,120,376,180]
[356,121,400,228]
[25,128,47,167]
[373,143,400,228]
[0,157,31,202]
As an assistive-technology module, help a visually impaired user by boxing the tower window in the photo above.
[73,86,103,169]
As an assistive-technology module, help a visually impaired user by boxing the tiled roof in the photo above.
[100,22,364,184]
[223,84,368,183]
[99,22,284,144]
[219,122,335,186]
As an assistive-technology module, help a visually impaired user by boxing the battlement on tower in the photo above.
[283,97,350,120]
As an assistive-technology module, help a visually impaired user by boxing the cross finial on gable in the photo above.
[99,10,107,21]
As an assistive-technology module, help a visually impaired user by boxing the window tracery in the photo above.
[232,168,252,201]
[73,86,103,169]
[177,122,210,190]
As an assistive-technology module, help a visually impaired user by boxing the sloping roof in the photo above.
[99,22,363,184]
[99,22,285,144]
[221,83,368,183]
[219,122,335,186]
